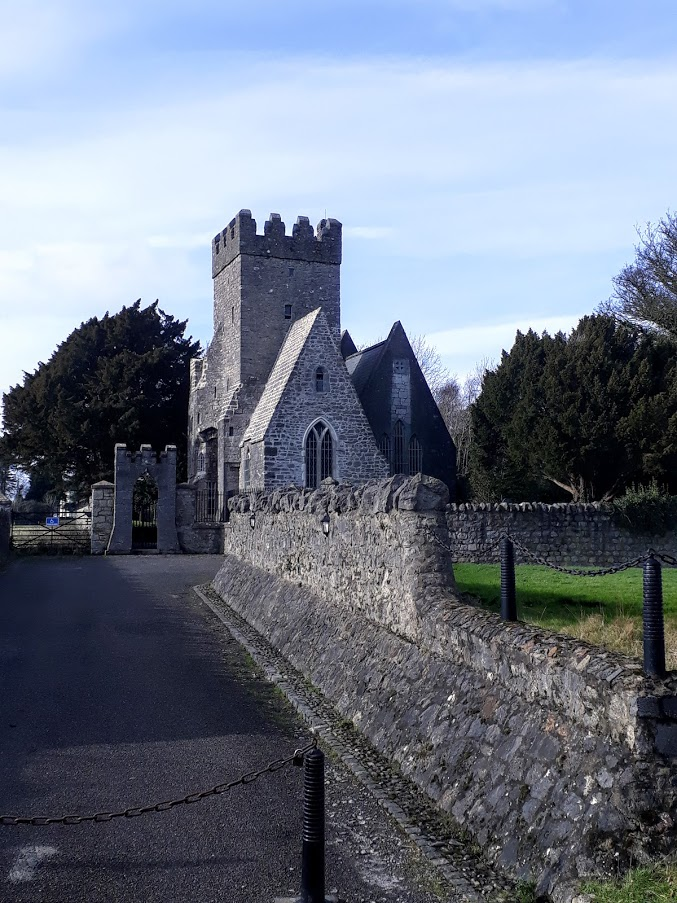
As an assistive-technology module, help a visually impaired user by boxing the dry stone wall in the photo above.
[447,502,676,567]
[214,476,677,902]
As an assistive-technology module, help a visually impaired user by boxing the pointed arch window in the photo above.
[305,421,334,489]
[392,420,405,475]
[409,435,422,474]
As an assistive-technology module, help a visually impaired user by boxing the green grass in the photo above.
[453,563,677,667]
[581,863,677,902]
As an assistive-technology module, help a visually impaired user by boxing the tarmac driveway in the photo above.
[0,555,448,903]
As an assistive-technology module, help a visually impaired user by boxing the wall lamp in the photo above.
[249,512,256,530]
[321,513,330,537]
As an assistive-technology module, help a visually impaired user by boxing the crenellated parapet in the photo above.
[212,209,342,277]
[114,443,177,467]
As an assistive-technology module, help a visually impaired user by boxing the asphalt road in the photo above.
[0,555,446,903]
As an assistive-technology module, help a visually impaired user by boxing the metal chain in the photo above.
[505,534,650,577]
[426,523,677,574]
[656,551,677,568]
[0,740,317,827]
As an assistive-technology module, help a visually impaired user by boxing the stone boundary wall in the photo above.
[214,476,677,902]
[447,502,676,567]
[176,484,223,554]
[0,493,11,564]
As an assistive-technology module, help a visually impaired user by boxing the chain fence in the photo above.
[0,740,316,827]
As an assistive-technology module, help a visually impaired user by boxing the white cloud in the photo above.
[2,54,676,397]
[0,1,116,80]
[429,313,585,356]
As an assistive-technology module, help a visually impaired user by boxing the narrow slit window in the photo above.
[315,367,328,393]
[243,447,251,489]
[284,304,292,319]
[379,433,391,466]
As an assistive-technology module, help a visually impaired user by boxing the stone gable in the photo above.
[242,308,388,489]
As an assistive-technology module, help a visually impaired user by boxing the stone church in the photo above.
[188,209,456,503]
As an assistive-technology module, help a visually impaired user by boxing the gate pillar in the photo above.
[107,444,181,554]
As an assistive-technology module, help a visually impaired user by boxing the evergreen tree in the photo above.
[1,300,200,499]
[470,315,676,502]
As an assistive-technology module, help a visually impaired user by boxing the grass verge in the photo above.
[581,863,677,902]
[453,563,677,669]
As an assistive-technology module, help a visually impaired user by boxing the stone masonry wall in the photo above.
[175,484,223,554]
[213,476,677,901]
[0,492,11,564]
[447,503,676,567]
[256,311,389,490]
[90,481,114,554]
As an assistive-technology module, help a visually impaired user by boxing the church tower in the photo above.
[188,210,342,501]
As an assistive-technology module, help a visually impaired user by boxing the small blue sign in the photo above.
[46,516,59,527]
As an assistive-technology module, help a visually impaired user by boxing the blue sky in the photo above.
[2,0,677,408]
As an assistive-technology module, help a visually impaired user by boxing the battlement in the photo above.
[212,210,342,277]
[114,443,177,466]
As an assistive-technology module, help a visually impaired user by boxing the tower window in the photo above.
[392,420,405,475]
[409,435,422,474]
[231,306,235,325]
[213,386,217,398]
[315,367,328,393]
[288,267,294,276]
[305,421,334,489]
[228,426,234,437]
[284,304,292,319]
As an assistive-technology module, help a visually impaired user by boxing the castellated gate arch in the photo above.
[106,444,180,554]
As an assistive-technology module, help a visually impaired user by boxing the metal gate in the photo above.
[132,502,157,550]
[10,511,91,555]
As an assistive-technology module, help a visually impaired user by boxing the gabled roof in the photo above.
[340,329,358,359]
[243,308,322,444]
[345,319,412,396]
[344,340,387,394]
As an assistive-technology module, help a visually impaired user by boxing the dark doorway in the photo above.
[132,475,158,550]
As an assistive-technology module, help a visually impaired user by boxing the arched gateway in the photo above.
[106,444,180,554]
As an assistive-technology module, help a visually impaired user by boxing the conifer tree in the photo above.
[470,315,677,502]
[1,300,200,499]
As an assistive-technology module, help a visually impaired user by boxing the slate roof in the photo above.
[243,308,322,444]
[344,339,387,394]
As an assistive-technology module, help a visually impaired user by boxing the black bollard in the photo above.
[643,556,666,678]
[301,746,325,903]
[500,537,517,622]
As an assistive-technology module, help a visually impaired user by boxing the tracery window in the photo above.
[392,419,405,475]
[409,435,422,474]
[305,421,334,489]
[315,367,328,393]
